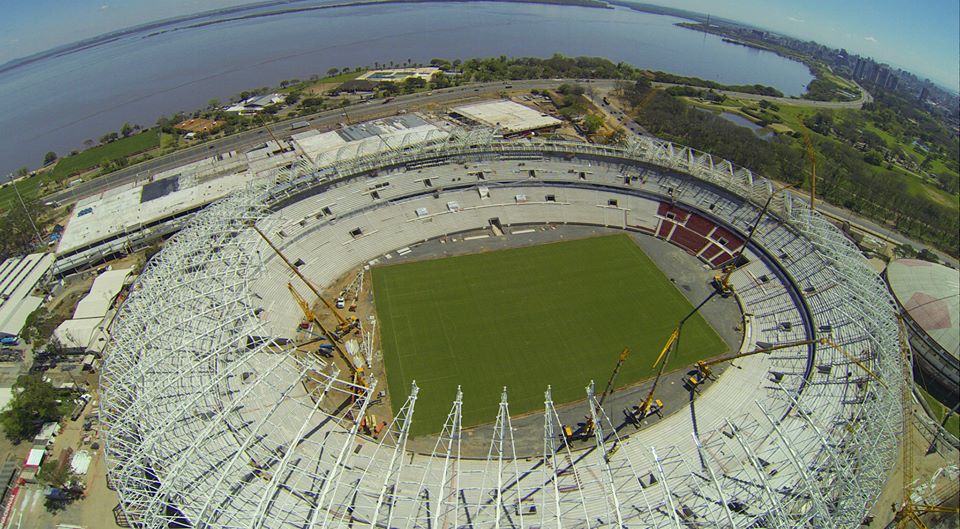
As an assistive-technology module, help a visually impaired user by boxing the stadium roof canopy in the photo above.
[887,258,959,359]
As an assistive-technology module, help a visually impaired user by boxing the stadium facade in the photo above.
[101,129,903,528]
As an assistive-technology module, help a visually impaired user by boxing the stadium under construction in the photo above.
[100,127,906,528]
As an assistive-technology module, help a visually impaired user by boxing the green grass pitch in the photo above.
[371,234,728,436]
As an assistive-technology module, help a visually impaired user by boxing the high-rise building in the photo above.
[884,74,899,91]
[918,86,929,102]
[853,58,867,79]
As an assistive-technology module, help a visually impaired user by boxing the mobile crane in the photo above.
[711,190,777,297]
[563,347,629,441]
[251,224,366,388]
[627,287,730,426]
[686,337,888,392]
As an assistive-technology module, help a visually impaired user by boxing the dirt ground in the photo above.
[866,406,960,528]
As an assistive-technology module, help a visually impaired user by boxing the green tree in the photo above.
[120,122,133,138]
[327,67,339,76]
[0,375,65,443]
[43,152,57,165]
[583,114,604,135]
[429,72,452,89]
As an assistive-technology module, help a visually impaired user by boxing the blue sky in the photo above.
[1,0,958,90]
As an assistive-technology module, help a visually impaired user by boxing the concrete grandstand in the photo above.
[100,129,903,528]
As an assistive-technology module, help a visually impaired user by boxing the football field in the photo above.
[371,234,727,436]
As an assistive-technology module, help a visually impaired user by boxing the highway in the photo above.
[46,78,869,206]
[46,79,576,205]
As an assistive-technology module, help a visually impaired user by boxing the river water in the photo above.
[0,1,814,177]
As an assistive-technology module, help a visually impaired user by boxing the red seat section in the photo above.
[685,214,714,236]
[711,252,735,268]
[669,226,708,254]
[658,220,674,238]
[710,226,743,252]
[700,244,721,260]
[657,202,690,222]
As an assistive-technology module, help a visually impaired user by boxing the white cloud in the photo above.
[864,36,877,43]
[787,16,804,23]
[100,4,110,9]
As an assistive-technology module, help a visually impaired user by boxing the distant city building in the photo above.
[887,75,899,91]
[918,86,930,102]
[853,58,867,79]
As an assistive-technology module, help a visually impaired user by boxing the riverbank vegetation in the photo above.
[617,80,959,255]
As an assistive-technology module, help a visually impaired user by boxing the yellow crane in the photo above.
[251,223,357,334]
[628,328,678,423]
[893,317,958,528]
[251,223,365,387]
[712,187,779,297]
[563,347,630,440]
[689,337,886,392]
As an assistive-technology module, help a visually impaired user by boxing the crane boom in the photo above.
[698,338,821,371]
[288,283,362,376]
[252,223,350,327]
[598,347,630,408]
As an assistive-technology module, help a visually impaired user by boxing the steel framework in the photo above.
[101,130,902,528]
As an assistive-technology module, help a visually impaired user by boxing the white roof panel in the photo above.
[452,100,562,134]
[73,268,132,320]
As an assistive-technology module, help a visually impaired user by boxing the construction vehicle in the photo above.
[687,337,887,392]
[563,347,629,441]
[252,224,367,389]
[628,328,679,427]
[711,189,780,297]
[253,224,359,335]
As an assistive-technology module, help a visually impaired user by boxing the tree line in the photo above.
[620,81,959,255]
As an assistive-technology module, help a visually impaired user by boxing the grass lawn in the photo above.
[0,129,160,209]
[372,234,727,436]
[919,387,960,439]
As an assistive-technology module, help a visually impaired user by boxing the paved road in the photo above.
[47,78,873,206]
[46,79,578,205]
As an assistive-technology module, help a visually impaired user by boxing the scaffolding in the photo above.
[101,132,903,528]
